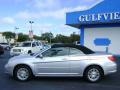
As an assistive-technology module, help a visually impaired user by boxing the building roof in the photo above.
[66,0,120,28]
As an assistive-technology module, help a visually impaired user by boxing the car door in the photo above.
[68,47,87,75]
[34,47,71,76]
[38,41,43,50]
[32,42,39,53]
[35,42,41,51]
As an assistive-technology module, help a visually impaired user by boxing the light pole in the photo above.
[14,27,19,44]
[29,21,34,40]
[49,32,52,44]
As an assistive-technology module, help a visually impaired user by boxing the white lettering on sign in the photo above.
[103,13,109,20]
[114,12,120,19]
[97,14,102,21]
[79,12,120,22]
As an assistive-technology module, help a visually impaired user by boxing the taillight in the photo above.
[108,56,116,62]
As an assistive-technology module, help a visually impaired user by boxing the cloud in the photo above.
[15,5,89,20]
[1,0,103,36]
[15,0,103,20]
[34,23,54,32]
[15,11,32,19]
[33,0,61,10]
[28,23,79,36]
[0,17,15,24]
[32,0,103,11]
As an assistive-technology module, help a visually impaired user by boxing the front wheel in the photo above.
[6,47,10,50]
[84,66,103,83]
[14,66,32,81]
[28,50,32,54]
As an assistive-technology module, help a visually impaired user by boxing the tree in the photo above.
[53,34,71,43]
[34,35,42,40]
[41,32,53,43]
[2,31,80,44]
[2,32,15,43]
[17,33,29,42]
[53,33,80,44]
[70,32,80,43]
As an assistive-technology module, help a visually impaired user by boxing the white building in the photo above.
[66,0,120,54]
[0,32,15,44]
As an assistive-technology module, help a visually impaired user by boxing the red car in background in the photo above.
[0,45,4,56]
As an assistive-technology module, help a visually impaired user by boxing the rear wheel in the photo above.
[14,65,32,81]
[84,66,103,83]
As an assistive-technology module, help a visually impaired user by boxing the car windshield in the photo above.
[31,46,51,57]
[20,42,31,47]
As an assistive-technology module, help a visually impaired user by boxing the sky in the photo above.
[0,0,103,36]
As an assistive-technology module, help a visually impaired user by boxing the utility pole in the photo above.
[14,27,19,44]
[29,21,34,41]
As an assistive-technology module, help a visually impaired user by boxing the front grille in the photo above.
[13,49,21,52]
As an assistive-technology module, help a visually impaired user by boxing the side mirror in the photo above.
[32,45,35,47]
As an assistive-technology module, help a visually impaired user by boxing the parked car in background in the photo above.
[10,41,43,56]
[0,45,4,56]
[5,44,117,82]
[36,41,43,50]
[0,43,11,50]
[73,41,80,45]
[43,44,51,49]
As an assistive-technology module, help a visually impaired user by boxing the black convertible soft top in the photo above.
[51,44,95,54]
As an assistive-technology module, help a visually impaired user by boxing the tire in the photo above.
[14,65,32,81]
[84,66,103,83]
[28,50,32,54]
[6,47,10,50]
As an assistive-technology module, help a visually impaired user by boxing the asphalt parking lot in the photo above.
[0,51,120,90]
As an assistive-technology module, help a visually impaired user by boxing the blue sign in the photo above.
[66,0,120,27]
[94,38,111,46]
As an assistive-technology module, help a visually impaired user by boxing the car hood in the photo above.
[12,47,31,49]
[9,54,35,62]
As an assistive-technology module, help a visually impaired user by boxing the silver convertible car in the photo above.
[5,44,117,82]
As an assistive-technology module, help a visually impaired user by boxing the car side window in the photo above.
[36,42,39,46]
[42,49,54,57]
[69,47,84,55]
[32,42,36,47]
[39,42,42,46]
[42,47,69,57]
[54,47,69,56]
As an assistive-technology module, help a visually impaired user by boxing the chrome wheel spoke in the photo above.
[17,68,29,81]
[87,68,100,82]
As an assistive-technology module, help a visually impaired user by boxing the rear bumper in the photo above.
[104,63,117,75]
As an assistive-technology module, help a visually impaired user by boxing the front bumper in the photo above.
[10,52,20,56]
[4,64,14,76]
